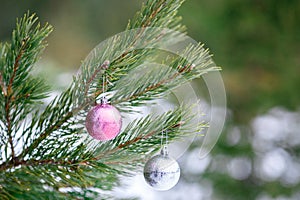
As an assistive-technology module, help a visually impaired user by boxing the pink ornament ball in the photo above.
[85,103,122,141]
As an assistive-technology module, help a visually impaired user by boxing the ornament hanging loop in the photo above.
[160,130,169,156]
[95,60,110,106]
[101,60,110,94]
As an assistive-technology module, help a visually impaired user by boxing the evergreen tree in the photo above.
[0,0,217,199]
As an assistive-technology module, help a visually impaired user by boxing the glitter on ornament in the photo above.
[85,97,122,141]
[144,145,180,191]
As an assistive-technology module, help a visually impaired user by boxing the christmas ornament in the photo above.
[143,132,180,191]
[85,97,122,141]
[85,61,122,141]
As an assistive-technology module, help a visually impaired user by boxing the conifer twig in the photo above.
[84,60,109,97]
[96,122,183,161]
[0,158,76,171]
[7,38,28,96]
[113,64,193,105]
[4,38,28,163]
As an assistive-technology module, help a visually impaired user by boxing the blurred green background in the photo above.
[0,0,299,199]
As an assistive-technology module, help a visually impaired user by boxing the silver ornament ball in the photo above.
[143,146,180,191]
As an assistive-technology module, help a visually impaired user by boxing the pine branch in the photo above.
[0,12,52,164]
[3,37,29,163]
[20,31,191,163]
[128,0,186,31]
[111,62,195,109]
[7,37,28,96]
[0,0,217,198]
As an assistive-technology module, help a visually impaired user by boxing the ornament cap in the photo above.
[160,145,169,156]
[100,96,108,105]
